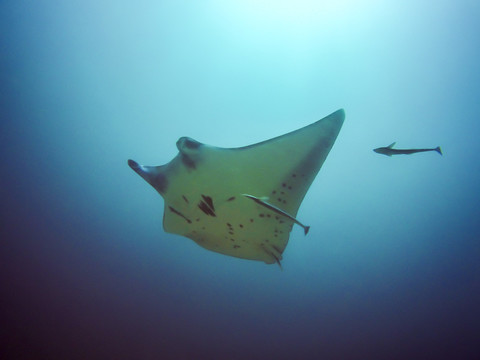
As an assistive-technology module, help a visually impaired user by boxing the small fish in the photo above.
[242,194,310,235]
[374,142,442,157]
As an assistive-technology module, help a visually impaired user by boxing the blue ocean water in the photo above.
[1,1,479,359]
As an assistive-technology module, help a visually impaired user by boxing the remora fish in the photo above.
[374,142,442,156]
[242,194,310,235]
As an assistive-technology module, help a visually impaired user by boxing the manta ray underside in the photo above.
[128,109,345,266]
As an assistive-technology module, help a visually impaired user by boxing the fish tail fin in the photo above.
[435,146,443,156]
[304,226,310,235]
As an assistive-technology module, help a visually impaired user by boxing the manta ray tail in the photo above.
[435,146,443,156]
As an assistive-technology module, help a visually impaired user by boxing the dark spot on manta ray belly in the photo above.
[201,195,215,211]
[198,202,215,216]
[198,195,216,217]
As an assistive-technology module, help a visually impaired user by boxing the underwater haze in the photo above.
[2,1,479,359]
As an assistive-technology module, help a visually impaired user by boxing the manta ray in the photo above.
[128,109,344,266]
